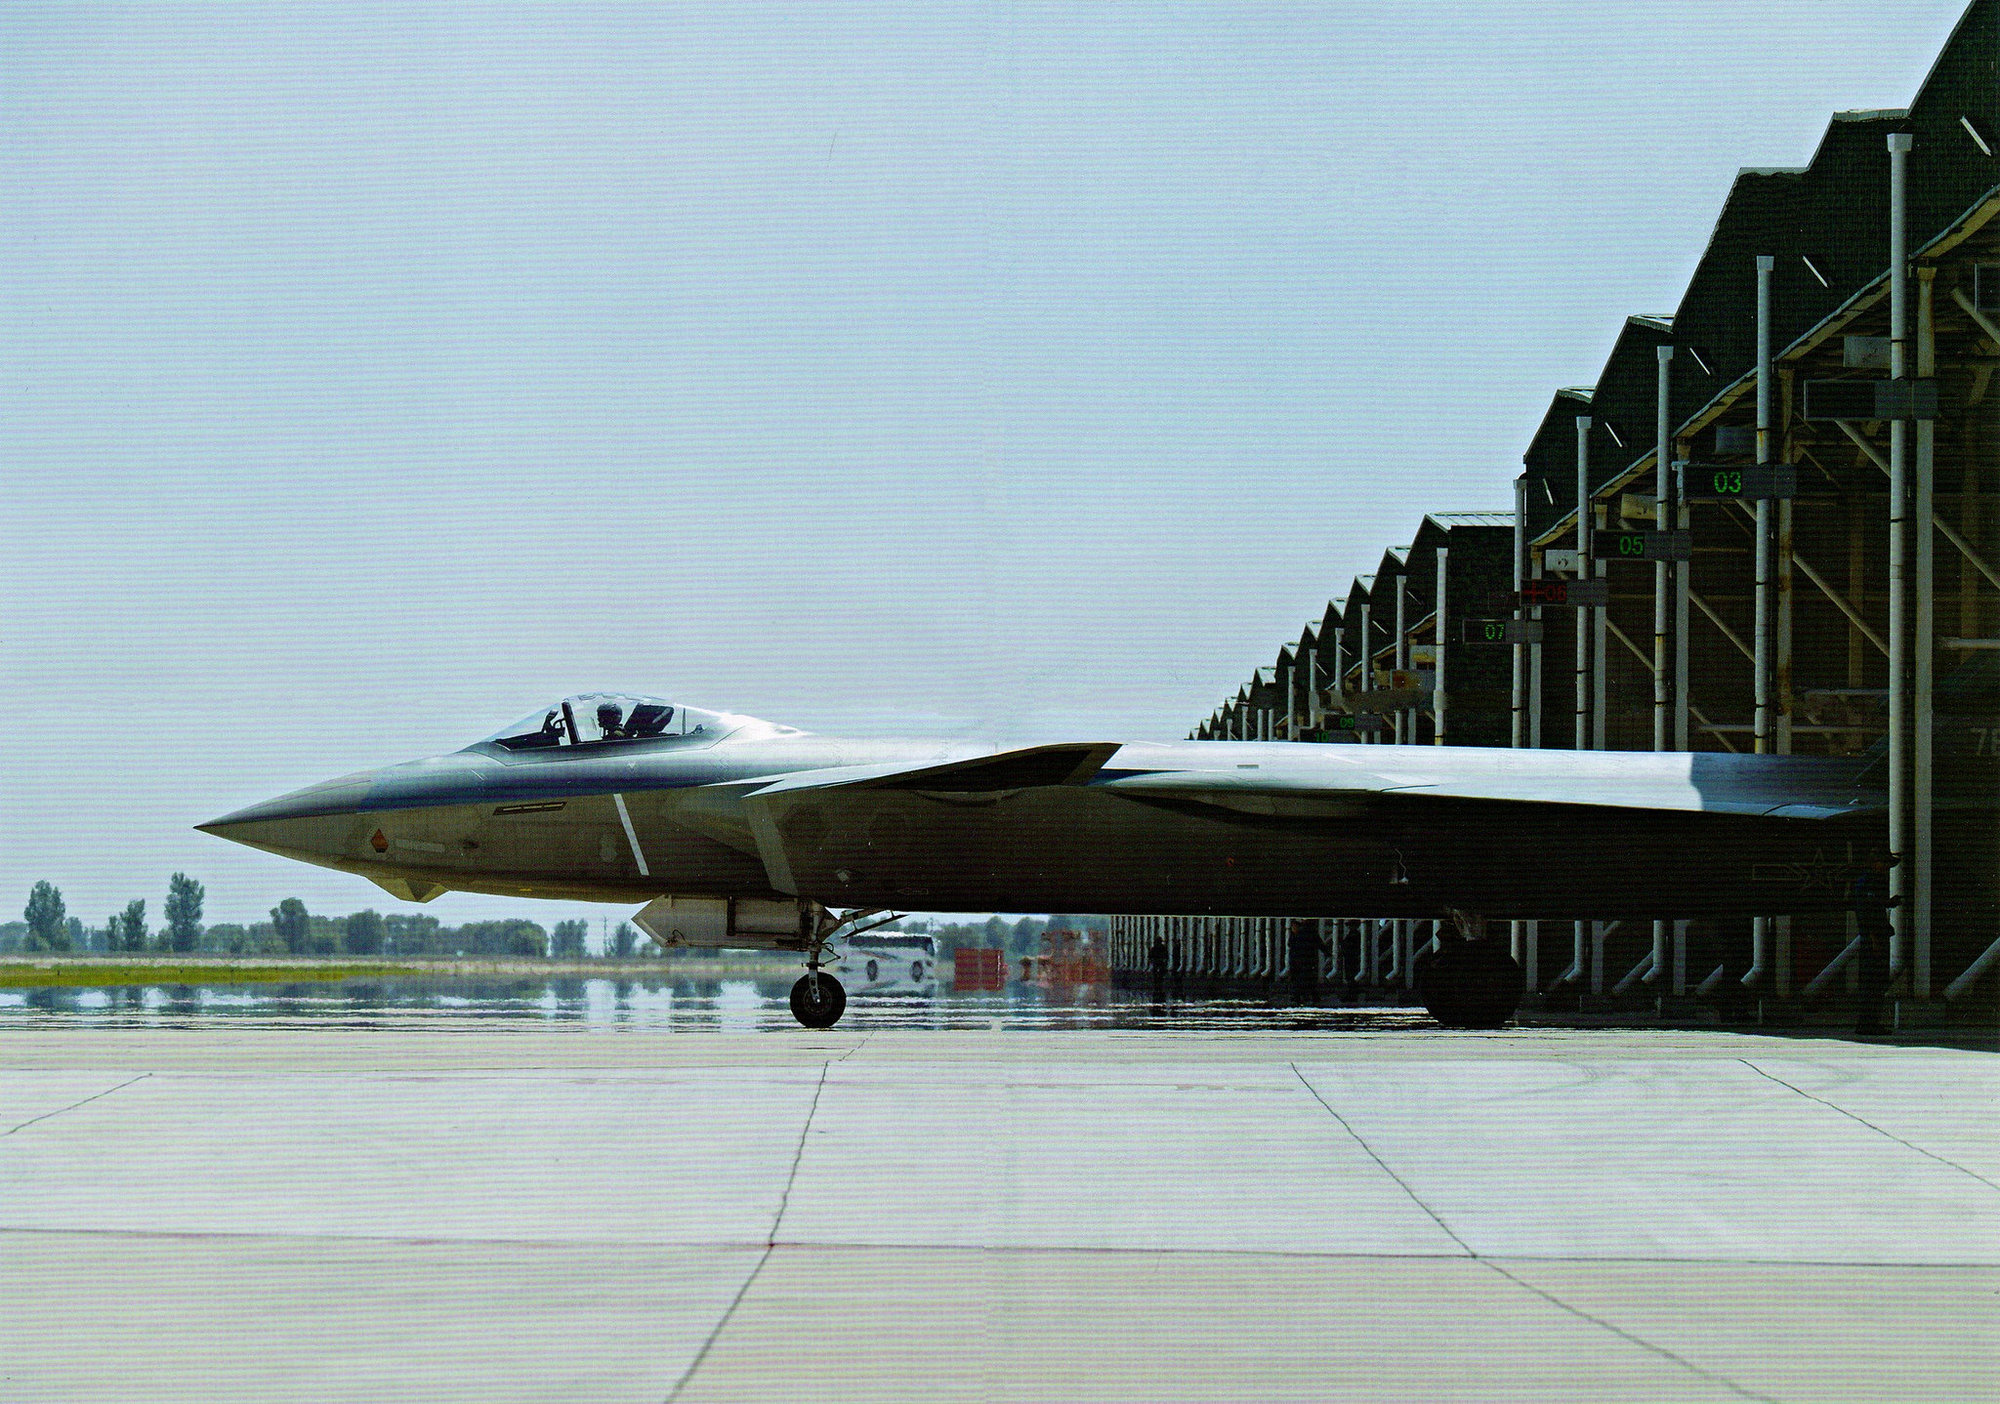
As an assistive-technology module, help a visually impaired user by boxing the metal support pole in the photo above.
[1653,345,1673,985]
[1435,543,1449,744]
[1655,346,1673,752]
[1746,915,1769,989]
[1331,625,1345,728]
[1286,662,1296,742]
[1576,416,1592,752]
[1675,461,1691,751]
[1613,950,1656,996]
[1307,647,1320,731]
[1513,477,1527,748]
[1778,495,1795,754]
[1530,551,1545,748]
[1915,262,1935,997]
[1523,920,1539,994]
[1593,557,1609,750]
[1945,933,2000,1001]
[1394,573,1409,745]
[1358,601,1374,744]
[1755,254,1774,755]
[1887,131,1912,972]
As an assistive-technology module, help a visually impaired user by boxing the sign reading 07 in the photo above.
[1462,619,1544,644]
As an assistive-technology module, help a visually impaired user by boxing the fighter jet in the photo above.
[200,690,1886,1028]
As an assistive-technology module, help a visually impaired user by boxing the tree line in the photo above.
[8,879,1103,961]
[4,879,651,960]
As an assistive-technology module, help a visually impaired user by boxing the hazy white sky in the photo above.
[0,1,1968,930]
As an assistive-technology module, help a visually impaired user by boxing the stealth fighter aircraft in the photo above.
[201,691,1887,1027]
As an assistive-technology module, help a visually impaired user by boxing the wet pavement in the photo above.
[0,973,1442,1033]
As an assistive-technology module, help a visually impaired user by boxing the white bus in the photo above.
[835,932,939,989]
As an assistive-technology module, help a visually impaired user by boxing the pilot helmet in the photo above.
[596,701,624,732]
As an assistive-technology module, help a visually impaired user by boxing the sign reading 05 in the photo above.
[1608,531,1691,561]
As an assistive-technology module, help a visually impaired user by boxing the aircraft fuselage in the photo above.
[201,706,1886,925]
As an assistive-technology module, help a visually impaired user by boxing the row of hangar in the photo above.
[1154,1,2000,1018]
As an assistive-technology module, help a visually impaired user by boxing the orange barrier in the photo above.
[952,947,1007,991]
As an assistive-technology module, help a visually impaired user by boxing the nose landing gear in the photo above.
[790,964,847,1029]
[786,905,903,1029]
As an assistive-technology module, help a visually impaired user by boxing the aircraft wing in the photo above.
[1092,744,1881,820]
[727,741,1879,896]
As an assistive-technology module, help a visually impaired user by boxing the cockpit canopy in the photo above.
[481,693,734,752]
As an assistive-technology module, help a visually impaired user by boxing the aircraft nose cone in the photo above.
[198,771,379,863]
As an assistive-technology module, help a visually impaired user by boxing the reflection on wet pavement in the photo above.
[0,977,1436,1033]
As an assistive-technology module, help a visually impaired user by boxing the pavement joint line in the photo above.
[1736,1058,2000,1193]
[1,1073,150,1137]
[1,1224,1993,1273]
[1290,1063,1777,1403]
[1478,1259,1779,1404]
[665,1057,833,1404]
[1289,1062,1473,1256]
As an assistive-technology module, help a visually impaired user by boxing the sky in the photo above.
[0,0,1971,934]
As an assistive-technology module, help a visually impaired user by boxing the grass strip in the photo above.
[0,962,419,989]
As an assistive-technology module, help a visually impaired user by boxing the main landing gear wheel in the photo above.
[790,971,847,1029]
[1417,940,1525,1029]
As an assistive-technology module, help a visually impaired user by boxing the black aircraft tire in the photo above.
[1417,941,1525,1029]
[790,973,847,1029]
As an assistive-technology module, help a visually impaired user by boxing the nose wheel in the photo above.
[786,905,905,1029]
[790,967,847,1028]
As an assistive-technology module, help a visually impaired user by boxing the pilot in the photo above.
[596,701,626,741]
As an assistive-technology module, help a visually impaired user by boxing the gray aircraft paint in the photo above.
[204,693,1891,929]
